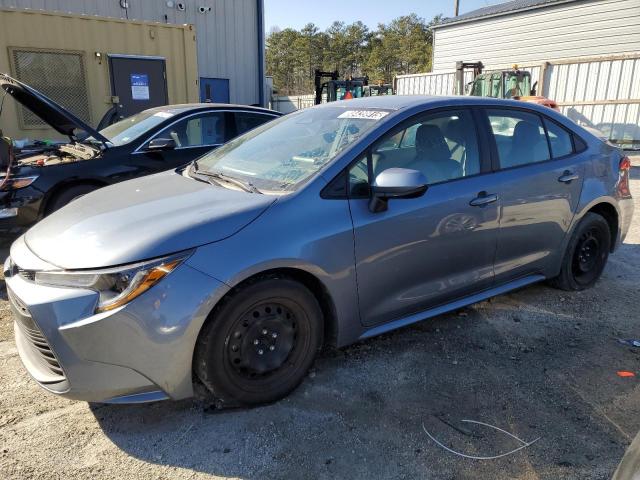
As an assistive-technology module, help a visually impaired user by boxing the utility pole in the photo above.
[454,0,460,16]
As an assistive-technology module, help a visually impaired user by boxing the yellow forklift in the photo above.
[456,61,558,109]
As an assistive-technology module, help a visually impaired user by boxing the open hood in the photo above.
[0,73,109,144]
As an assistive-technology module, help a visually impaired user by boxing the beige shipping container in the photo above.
[0,7,198,140]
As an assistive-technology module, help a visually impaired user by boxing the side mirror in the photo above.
[146,138,177,151]
[369,168,428,213]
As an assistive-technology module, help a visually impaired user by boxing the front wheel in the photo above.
[194,277,323,407]
[551,212,611,291]
[46,184,98,215]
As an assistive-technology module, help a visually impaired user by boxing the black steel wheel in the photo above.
[195,277,323,407]
[551,212,611,291]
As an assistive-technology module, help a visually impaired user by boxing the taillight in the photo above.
[618,156,632,198]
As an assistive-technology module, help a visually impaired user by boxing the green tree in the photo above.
[266,14,443,95]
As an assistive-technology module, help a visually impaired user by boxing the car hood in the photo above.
[0,73,109,144]
[24,171,276,269]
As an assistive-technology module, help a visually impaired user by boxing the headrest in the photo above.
[415,124,450,160]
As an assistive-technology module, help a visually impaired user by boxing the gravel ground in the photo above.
[1,155,640,480]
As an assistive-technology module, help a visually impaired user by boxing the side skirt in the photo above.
[357,274,545,341]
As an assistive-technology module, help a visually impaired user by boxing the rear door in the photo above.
[482,108,587,282]
[135,110,231,170]
[233,111,279,137]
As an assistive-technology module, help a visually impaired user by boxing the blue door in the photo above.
[200,77,230,103]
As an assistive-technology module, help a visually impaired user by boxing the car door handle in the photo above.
[558,171,579,183]
[469,192,498,207]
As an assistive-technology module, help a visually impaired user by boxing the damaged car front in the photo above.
[0,73,111,236]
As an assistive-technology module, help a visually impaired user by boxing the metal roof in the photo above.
[434,0,580,28]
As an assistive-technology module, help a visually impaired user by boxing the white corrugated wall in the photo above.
[432,0,640,72]
[0,0,262,105]
[395,54,640,146]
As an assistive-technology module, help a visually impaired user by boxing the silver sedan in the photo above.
[5,96,634,406]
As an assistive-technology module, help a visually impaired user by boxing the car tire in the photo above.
[194,277,323,407]
[46,184,98,215]
[551,212,611,291]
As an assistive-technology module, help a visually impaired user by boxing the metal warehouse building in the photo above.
[0,0,265,106]
[397,0,640,147]
[431,0,640,72]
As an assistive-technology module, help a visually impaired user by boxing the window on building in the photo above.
[10,48,91,129]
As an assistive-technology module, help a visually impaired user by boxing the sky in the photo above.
[265,0,508,32]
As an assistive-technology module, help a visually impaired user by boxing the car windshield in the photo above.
[96,109,179,146]
[195,106,390,193]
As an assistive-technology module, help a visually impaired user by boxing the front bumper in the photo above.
[5,245,229,403]
[0,187,44,238]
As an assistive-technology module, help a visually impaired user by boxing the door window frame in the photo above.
[321,106,493,200]
[479,106,586,172]
[133,109,278,154]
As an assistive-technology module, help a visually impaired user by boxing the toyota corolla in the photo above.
[4,96,633,406]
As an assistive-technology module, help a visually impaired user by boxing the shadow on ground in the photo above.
[88,245,640,479]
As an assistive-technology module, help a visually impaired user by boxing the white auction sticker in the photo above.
[153,111,174,119]
[338,110,389,120]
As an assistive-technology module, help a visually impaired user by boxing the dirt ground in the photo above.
[1,156,640,480]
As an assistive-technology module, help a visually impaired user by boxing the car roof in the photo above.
[313,95,576,126]
[142,103,281,116]
[314,95,553,112]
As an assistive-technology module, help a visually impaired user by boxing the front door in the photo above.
[200,78,230,103]
[136,111,232,170]
[348,109,500,326]
[109,56,168,121]
[483,108,586,282]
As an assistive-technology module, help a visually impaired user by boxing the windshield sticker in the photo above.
[130,74,150,101]
[153,112,174,119]
[338,110,389,120]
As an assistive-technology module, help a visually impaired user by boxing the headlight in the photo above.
[0,175,39,191]
[34,252,191,312]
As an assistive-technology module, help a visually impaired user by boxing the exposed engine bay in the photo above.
[17,142,100,167]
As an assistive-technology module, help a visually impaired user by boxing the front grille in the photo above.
[8,288,66,383]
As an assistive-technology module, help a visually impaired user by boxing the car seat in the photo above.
[506,121,549,167]
[409,124,462,184]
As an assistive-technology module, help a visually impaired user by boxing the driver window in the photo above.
[348,109,480,195]
[153,112,226,148]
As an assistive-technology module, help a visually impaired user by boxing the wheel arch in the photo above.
[199,266,339,349]
[586,202,619,252]
[574,197,620,252]
[42,178,110,216]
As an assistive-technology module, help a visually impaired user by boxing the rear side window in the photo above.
[544,118,574,158]
[235,112,275,136]
[487,109,550,168]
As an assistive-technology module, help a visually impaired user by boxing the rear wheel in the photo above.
[194,277,323,407]
[46,184,98,215]
[551,212,611,291]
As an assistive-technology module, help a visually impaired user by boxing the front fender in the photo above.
[184,188,363,347]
